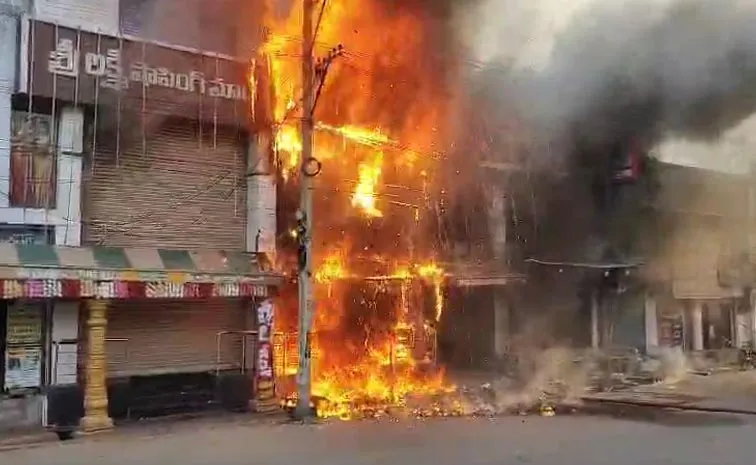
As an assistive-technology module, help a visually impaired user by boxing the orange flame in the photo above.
[315,252,348,283]
[262,0,458,418]
[351,151,384,217]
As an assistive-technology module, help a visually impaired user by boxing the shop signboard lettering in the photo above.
[26,20,253,125]
[47,38,248,101]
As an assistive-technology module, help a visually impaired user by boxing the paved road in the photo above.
[2,411,755,465]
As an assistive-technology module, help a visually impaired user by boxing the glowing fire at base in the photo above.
[276,255,457,419]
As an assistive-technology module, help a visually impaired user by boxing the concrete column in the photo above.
[644,293,659,353]
[751,291,756,345]
[80,299,113,432]
[735,310,748,348]
[0,13,16,209]
[487,186,507,261]
[55,107,84,246]
[690,301,704,351]
[245,133,276,256]
[51,302,80,385]
[493,289,509,359]
[591,291,600,349]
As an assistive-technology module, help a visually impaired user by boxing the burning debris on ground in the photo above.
[276,345,674,421]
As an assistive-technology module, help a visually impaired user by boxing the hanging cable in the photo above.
[91,32,102,180]
[140,39,146,158]
[63,26,83,247]
[115,33,123,168]
[213,54,219,150]
[311,0,328,49]
[21,19,36,222]
[46,22,59,228]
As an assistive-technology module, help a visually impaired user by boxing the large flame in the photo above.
[262,0,458,418]
[351,151,384,217]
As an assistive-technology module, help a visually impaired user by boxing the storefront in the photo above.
[0,299,48,433]
[16,18,271,252]
[441,266,526,370]
[5,17,280,432]
[0,244,281,433]
[0,226,55,432]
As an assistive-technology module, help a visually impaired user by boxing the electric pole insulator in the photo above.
[302,157,322,177]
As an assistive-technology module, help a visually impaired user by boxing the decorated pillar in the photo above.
[255,299,277,412]
[80,299,113,432]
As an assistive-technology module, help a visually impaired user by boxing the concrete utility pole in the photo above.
[294,0,316,420]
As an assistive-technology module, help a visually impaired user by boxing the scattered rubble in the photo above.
[278,347,699,421]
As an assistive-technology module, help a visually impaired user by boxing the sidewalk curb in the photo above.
[0,410,289,453]
[581,395,756,416]
[0,432,58,453]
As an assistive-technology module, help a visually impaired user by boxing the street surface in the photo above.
[2,410,756,465]
[585,370,756,413]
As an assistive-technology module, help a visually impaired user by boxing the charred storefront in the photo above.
[3,18,282,432]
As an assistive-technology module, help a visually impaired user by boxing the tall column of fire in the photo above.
[264,0,459,420]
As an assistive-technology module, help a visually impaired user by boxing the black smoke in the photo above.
[531,0,756,151]
[474,0,756,261]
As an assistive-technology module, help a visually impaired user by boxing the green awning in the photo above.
[0,244,283,299]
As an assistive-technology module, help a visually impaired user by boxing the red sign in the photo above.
[612,144,643,182]
[256,300,274,381]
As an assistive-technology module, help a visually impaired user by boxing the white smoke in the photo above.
[460,0,599,70]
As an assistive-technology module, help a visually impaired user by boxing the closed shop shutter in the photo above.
[82,116,247,249]
[106,298,248,377]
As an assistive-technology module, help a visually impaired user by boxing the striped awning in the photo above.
[0,244,283,299]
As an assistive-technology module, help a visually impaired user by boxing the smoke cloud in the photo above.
[460,0,756,259]
[470,0,756,147]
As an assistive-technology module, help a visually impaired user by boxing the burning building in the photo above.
[467,0,756,359]
[259,0,756,414]
[259,0,479,417]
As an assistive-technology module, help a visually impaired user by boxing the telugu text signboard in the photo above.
[24,20,253,126]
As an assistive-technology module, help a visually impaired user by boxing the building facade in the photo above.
[474,145,756,364]
[643,162,753,359]
[0,0,279,434]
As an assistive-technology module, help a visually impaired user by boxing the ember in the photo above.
[260,0,460,419]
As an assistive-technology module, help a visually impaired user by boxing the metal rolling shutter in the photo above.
[82,117,247,250]
[106,298,247,377]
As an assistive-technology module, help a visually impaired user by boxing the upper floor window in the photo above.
[9,112,57,209]
[119,0,239,56]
